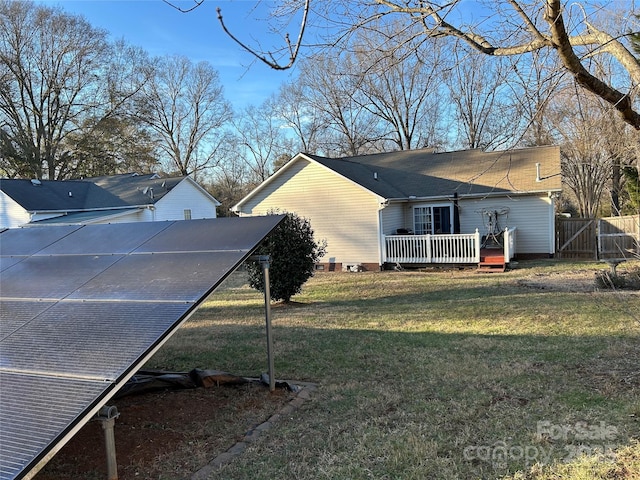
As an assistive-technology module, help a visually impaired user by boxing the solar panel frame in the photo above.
[0,216,284,480]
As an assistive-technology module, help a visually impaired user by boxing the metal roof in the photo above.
[0,216,284,480]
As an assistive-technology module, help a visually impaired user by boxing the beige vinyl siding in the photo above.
[380,204,405,235]
[154,180,217,221]
[459,195,554,254]
[240,159,381,265]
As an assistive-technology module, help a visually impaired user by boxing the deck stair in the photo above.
[478,249,506,272]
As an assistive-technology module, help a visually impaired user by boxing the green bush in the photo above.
[247,212,327,303]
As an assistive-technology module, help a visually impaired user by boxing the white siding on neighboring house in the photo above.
[239,158,382,265]
[31,212,67,223]
[458,195,554,254]
[91,209,152,224]
[154,179,218,221]
[0,192,30,228]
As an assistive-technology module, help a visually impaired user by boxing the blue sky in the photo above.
[38,0,300,110]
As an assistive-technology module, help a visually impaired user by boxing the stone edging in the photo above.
[191,381,317,479]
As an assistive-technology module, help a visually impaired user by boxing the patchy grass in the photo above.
[146,260,640,479]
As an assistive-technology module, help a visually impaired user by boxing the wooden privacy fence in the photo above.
[598,215,640,260]
[556,215,639,260]
[556,218,596,258]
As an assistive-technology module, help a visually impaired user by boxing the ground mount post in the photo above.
[249,255,275,392]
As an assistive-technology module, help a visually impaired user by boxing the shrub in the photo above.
[595,267,640,290]
[247,211,327,303]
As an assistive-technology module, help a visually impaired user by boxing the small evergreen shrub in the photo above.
[247,211,327,303]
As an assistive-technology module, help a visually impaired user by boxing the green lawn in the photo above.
[148,260,640,479]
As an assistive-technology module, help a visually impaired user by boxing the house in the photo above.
[232,146,562,271]
[0,173,221,228]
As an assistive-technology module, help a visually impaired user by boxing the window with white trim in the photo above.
[413,205,452,234]
[183,209,192,220]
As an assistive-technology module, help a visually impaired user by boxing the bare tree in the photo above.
[206,140,253,216]
[274,82,324,155]
[209,0,640,131]
[509,49,566,147]
[350,22,449,150]
[233,98,290,182]
[551,86,628,217]
[295,54,386,156]
[0,0,110,179]
[137,55,232,176]
[444,49,518,150]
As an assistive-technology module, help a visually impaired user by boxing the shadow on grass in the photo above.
[148,319,640,479]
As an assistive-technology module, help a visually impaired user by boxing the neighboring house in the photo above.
[232,146,562,271]
[0,173,220,228]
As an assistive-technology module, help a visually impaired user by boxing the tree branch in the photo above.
[544,0,640,129]
[161,0,204,14]
[216,0,310,70]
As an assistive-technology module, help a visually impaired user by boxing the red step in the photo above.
[478,250,506,272]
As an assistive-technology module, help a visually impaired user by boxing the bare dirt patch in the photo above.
[35,383,295,480]
[515,269,600,292]
[515,263,640,293]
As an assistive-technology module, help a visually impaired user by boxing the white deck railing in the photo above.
[384,230,481,264]
[384,227,517,265]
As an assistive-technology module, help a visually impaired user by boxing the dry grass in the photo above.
[144,260,640,479]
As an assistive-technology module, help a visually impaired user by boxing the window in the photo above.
[183,209,192,220]
[413,205,451,234]
[414,206,432,235]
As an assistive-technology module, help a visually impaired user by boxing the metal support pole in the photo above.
[262,259,276,392]
[250,255,275,392]
[96,405,120,480]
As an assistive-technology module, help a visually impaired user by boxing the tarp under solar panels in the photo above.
[0,216,284,480]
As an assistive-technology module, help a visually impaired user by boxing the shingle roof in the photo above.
[0,173,186,212]
[84,173,183,205]
[0,179,128,211]
[306,145,561,199]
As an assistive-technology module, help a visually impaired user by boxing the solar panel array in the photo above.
[0,216,283,480]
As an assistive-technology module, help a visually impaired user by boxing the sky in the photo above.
[37,0,301,110]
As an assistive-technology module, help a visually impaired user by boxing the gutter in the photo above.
[384,189,562,203]
[27,204,155,215]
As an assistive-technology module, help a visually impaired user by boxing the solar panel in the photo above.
[0,216,283,480]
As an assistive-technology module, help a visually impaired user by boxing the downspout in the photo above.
[452,192,461,234]
[377,200,388,270]
[549,191,557,257]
